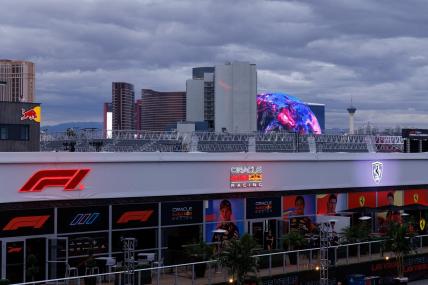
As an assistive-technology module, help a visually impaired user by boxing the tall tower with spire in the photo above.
[347,98,357,135]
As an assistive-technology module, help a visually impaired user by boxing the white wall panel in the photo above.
[0,152,427,204]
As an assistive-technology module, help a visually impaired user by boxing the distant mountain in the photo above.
[42,122,103,133]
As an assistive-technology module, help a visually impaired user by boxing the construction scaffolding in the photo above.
[122,237,136,285]
[319,221,332,285]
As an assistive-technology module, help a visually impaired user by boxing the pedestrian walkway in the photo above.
[409,280,428,285]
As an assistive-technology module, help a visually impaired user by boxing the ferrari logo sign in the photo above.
[420,218,426,231]
[414,193,419,203]
[359,196,366,207]
[372,162,383,184]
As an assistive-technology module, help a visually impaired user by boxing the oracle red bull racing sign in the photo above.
[20,106,41,123]
[230,166,263,189]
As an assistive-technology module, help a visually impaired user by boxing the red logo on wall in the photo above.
[21,106,41,123]
[117,210,154,224]
[348,192,376,209]
[8,247,22,253]
[3,215,50,231]
[19,169,90,192]
[404,189,428,206]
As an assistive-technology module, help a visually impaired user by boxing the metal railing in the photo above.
[40,129,404,153]
[15,234,428,285]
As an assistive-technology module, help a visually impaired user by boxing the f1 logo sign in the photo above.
[8,247,22,253]
[3,215,50,231]
[117,210,154,224]
[19,169,90,192]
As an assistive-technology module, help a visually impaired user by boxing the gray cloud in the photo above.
[1,0,428,128]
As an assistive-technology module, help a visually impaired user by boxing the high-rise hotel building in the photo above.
[186,62,257,133]
[0,60,35,102]
[112,82,135,130]
[140,89,186,131]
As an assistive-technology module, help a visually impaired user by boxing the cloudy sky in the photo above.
[2,0,428,129]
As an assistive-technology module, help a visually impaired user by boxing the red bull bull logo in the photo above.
[21,106,41,123]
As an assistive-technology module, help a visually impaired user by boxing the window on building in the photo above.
[0,126,7,140]
[20,125,29,140]
[0,124,29,141]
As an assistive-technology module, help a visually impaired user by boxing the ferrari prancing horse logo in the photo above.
[359,196,366,207]
[414,193,419,203]
[420,218,426,231]
[372,162,383,184]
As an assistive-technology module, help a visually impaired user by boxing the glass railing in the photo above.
[15,234,428,285]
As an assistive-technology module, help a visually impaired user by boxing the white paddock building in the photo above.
[0,152,427,282]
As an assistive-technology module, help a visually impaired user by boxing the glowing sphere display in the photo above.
[257,93,322,134]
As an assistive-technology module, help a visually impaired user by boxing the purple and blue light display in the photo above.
[257,93,322,134]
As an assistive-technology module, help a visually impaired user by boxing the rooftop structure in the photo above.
[40,130,404,153]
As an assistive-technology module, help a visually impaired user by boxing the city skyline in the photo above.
[1,1,428,128]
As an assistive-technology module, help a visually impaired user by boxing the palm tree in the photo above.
[383,222,416,279]
[219,234,258,284]
[186,241,213,278]
[343,222,371,243]
[282,231,308,264]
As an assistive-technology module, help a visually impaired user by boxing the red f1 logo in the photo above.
[3,215,50,231]
[8,247,22,253]
[19,169,90,192]
[117,210,154,224]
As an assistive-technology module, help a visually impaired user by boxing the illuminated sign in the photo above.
[19,169,90,192]
[414,193,419,203]
[246,197,281,219]
[372,162,383,184]
[8,247,22,253]
[0,209,54,237]
[70,213,100,226]
[21,106,41,123]
[3,215,50,231]
[420,218,426,231]
[58,206,108,233]
[171,207,193,222]
[117,210,154,224]
[162,201,203,226]
[255,201,273,214]
[359,196,366,207]
[404,190,428,206]
[230,166,263,188]
[113,203,158,229]
[348,192,376,209]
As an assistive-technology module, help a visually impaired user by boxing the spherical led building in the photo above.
[257,93,322,134]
